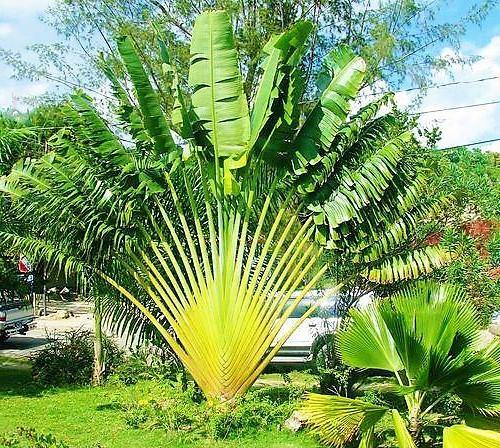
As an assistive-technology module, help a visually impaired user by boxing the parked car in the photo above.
[0,296,36,342]
[271,292,341,365]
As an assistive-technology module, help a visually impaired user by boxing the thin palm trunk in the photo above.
[92,294,104,385]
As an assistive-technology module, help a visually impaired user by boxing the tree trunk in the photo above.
[408,406,425,446]
[92,294,105,385]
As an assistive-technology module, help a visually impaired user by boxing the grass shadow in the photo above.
[0,356,65,398]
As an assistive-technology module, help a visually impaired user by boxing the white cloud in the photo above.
[0,0,54,18]
[0,81,49,111]
[394,35,500,153]
[0,22,13,37]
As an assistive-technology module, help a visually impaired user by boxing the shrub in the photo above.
[110,344,182,386]
[0,428,70,448]
[116,380,304,441]
[314,333,373,397]
[31,329,123,386]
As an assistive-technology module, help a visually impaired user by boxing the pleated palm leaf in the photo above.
[1,10,451,400]
[301,281,500,446]
[0,98,179,342]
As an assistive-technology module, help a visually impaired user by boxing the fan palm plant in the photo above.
[301,281,500,447]
[1,11,450,400]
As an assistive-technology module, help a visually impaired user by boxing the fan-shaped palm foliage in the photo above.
[1,11,450,400]
[301,281,500,446]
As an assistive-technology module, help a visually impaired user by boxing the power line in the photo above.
[411,99,500,115]
[362,75,500,97]
[439,137,500,151]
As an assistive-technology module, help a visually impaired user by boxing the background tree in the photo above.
[0,0,497,105]
[422,145,499,324]
[0,116,39,309]
[0,105,143,383]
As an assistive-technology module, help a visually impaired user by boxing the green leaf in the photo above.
[316,131,411,233]
[443,425,500,448]
[250,21,312,153]
[291,45,366,175]
[339,303,404,372]
[117,36,177,156]
[391,410,416,448]
[391,281,478,352]
[100,56,150,149]
[188,10,250,160]
[365,246,452,284]
[71,94,135,171]
[465,415,500,432]
[358,426,375,448]
[296,94,393,195]
[301,394,388,447]
[156,32,194,141]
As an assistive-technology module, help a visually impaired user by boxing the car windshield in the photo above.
[286,299,339,318]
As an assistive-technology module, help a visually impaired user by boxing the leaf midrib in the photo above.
[208,14,219,159]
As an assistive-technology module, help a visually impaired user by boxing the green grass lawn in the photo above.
[0,357,322,448]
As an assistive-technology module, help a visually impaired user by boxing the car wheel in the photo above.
[0,332,9,343]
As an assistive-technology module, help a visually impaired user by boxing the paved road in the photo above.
[0,335,49,358]
[0,301,93,359]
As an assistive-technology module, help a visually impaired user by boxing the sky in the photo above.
[0,0,499,152]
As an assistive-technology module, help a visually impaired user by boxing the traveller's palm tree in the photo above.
[301,281,500,446]
[1,11,449,400]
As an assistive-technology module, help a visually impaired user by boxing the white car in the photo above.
[272,292,341,364]
[0,297,36,342]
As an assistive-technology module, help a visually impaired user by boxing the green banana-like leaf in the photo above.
[364,245,452,284]
[257,63,304,163]
[339,302,404,372]
[443,425,500,448]
[100,57,151,149]
[301,394,388,447]
[391,410,417,448]
[188,11,250,160]
[296,94,394,195]
[156,32,194,141]
[250,21,312,153]
[117,36,177,157]
[291,45,366,175]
